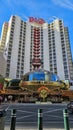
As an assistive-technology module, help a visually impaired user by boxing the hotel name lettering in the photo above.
[29,17,45,24]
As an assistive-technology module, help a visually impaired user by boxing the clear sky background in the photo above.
[0,0,73,58]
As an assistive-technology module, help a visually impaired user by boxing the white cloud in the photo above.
[3,0,73,11]
[4,0,48,10]
[52,0,73,10]
[3,0,51,19]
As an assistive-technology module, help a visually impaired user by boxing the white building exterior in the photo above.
[0,15,73,80]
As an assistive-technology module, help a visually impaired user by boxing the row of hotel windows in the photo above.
[10,32,26,43]
[5,17,69,78]
[60,32,68,79]
[31,26,65,39]
[10,26,64,45]
[8,48,66,65]
[16,24,26,77]
[6,65,69,79]
[6,62,24,78]
[11,17,64,39]
[12,16,26,28]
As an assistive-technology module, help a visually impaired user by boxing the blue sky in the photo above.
[0,0,73,57]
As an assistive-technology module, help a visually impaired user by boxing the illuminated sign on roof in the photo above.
[29,17,45,24]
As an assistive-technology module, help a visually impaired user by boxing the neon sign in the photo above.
[29,17,45,24]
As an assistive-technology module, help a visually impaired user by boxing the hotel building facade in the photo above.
[0,15,73,80]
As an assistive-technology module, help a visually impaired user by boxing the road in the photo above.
[1,102,73,129]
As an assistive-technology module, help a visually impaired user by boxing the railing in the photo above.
[9,109,70,130]
[0,103,71,130]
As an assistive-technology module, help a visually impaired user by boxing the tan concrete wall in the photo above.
[0,52,6,77]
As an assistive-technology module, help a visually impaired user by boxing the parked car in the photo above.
[67,101,73,114]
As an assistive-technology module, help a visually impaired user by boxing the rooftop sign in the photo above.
[29,17,45,24]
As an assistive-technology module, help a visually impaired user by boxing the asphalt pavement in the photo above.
[0,102,73,130]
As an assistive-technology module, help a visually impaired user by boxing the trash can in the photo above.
[0,109,6,130]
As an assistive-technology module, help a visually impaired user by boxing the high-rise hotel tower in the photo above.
[0,15,73,80]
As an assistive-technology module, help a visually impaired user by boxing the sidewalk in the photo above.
[5,125,73,130]
[4,126,63,130]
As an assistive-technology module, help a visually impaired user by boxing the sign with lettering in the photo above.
[29,17,45,24]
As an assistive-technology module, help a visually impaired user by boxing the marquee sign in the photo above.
[29,17,45,24]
